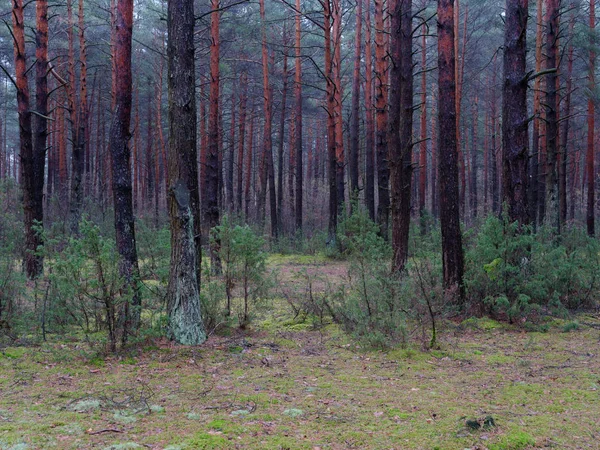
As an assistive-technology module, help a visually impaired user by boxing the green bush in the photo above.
[213,216,271,328]
[466,213,600,321]
[328,206,408,348]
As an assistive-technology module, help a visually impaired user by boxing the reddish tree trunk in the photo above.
[109,0,141,345]
[437,0,465,302]
[374,0,389,238]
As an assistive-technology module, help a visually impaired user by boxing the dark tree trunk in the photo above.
[529,0,543,226]
[166,0,206,345]
[544,0,560,231]
[390,0,413,273]
[109,0,141,344]
[437,0,465,303]
[419,31,428,234]
[375,0,389,239]
[237,73,248,214]
[294,0,303,233]
[587,0,595,236]
[502,0,529,225]
[277,46,288,229]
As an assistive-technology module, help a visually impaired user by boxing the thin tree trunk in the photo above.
[294,0,303,233]
[109,0,141,345]
[324,0,337,243]
[530,0,543,226]
[419,31,428,234]
[277,49,288,229]
[375,0,389,238]
[587,0,595,236]
[237,73,248,214]
[349,0,362,198]
[332,0,345,214]
[364,4,375,221]
[207,0,222,271]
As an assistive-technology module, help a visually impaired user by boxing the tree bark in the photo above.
[544,0,560,232]
[294,0,303,233]
[109,0,142,344]
[437,0,465,302]
[419,31,428,234]
[166,0,206,345]
[587,0,595,236]
[502,0,529,225]
[349,0,363,199]
[364,4,375,221]
[390,0,413,273]
[374,0,390,238]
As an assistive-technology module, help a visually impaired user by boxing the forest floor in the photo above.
[1,255,600,450]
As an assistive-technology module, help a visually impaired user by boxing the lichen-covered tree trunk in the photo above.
[437,0,465,303]
[502,0,529,225]
[109,0,141,344]
[166,0,206,345]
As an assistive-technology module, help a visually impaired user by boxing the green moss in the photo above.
[488,431,535,450]
[184,432,229,449]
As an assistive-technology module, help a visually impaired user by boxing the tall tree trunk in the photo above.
[375,0,390,238]
[502,0,529,225]
[530,0,543,226]
[587,0,595,236]
[259,0,279,238]
[437,0,465,302]
[544,0,560,231]
[364,4,375,221]
[559,8,575,227]
[207,0,222,271]
[13,0,43,279]
[244,108,254,219]
[470,98,478,219]
[332,0,345,214]
[237,73,247,214]
[349,0,362,199]
[419,31,428,234]
[390,0,413,273]
[324,0,338,243]
[294,0,303,233]
[226,92,235,212]
[109,0,141,345]
[166,0,206,345]
[277,49,288,229]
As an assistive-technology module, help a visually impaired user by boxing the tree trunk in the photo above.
[259,0,279,238]
[587,0,595,236]
[332,0,345,214]
[374,0,389,238]
[529,0,543,226]
[544,0,560,232]
[207,0,222,272]
[237,73,248,214]
[166,0,206,345]
[390,0,413,273]
[294,0,303,233]
[13,0,43,279]
[364,4,375,221]
[349,0,362,199]
[109,0,141,345]
[419,31,428,234]
[502,0,529,225]
[437,0,465,303]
